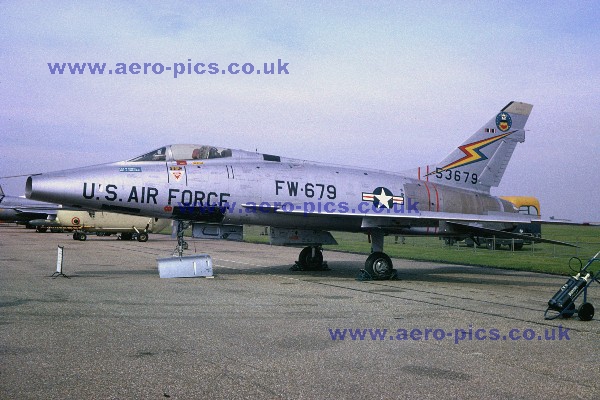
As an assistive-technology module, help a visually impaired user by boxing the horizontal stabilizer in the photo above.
[446,221,577,247]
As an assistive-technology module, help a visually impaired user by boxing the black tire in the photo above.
[137,232,149,242]
[73,232,80,240]
[120,233,133,241]
[578,302,594,321]
[365,252,393,279]
[79,233,87,241]
[298,246,323,269]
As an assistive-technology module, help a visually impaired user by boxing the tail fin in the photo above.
[426,101,533,192]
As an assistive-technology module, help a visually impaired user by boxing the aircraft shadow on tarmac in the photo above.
[46,259,562,289]
[213,260,560,288]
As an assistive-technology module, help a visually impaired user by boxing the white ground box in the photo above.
[157,254,213,278]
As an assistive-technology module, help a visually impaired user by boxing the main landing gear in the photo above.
[364,252,394,278]
[361,231,397,280]
[290,231,397,280]
[292,245,329,271]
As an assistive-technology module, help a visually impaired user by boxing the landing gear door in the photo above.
[166,162,188,186]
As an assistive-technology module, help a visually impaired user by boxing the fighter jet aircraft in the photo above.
[0,185,62,227]
[25,101,573,278]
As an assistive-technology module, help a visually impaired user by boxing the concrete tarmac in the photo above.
[1,225,599,399]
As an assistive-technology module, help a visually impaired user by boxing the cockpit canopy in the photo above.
[128,144,233,162]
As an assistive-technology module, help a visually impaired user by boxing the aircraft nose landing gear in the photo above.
[292,246,329,271]
[173,221,190,256]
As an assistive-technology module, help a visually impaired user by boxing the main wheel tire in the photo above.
[137,232,149,242]
[73,232,80,240]
[578,302,594,321]
[365,252,393,279]
[79,233,87,241]
[298,246,323,269]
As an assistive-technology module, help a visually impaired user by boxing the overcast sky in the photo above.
[1,1,599,222]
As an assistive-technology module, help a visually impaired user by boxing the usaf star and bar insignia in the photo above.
[362,187,404,209]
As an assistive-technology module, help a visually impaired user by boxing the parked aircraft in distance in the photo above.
[29,210,170,242]
[456,196,542,250]
[0,185,61,227]
[26,101,574,278]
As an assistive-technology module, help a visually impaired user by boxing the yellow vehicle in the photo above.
[464,196,541,250]
[500,196,541,218]
[30,210,170,242]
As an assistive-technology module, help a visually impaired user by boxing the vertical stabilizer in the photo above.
[426,101,533,192]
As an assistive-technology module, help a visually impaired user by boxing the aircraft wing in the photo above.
[264,206,534,223]
[12,207,60,215]
[0,189,65,221]
[242,204,577,247]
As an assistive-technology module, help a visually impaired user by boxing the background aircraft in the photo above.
[0,185,61,228]
[28,210,170,241]
[452,196,542,250]
[26,101,574,278]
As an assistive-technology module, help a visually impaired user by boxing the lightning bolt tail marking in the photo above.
[427,131,512,175]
